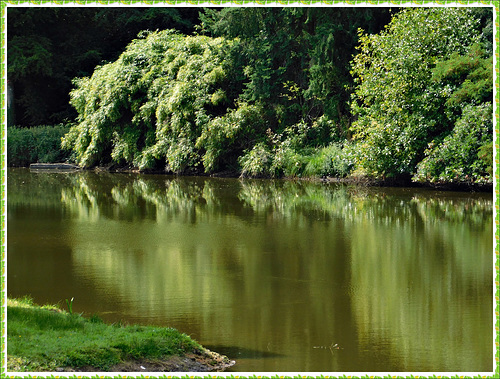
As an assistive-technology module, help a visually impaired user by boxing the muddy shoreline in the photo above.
[58,348,236,373]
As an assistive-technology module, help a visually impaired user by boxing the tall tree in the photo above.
[349,7,492,182]
[200,7,392,140]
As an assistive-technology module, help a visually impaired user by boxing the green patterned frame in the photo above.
[0,1,498,378]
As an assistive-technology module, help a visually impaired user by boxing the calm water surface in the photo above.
[7,168,493,372]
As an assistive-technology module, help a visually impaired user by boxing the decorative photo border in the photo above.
[0,1,497,378]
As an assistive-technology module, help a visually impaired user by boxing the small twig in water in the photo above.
[313,342,342,355]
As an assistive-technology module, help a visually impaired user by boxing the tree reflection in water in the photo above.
[7,168,493,372]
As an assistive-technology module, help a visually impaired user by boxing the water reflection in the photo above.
[7,168,493,372]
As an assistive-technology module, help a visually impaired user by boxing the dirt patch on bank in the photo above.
[59,348,235,373]
[112,349,235,372]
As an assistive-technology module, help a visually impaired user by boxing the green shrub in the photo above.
[303,143,353,178]
[413,102,493,183]
[7,124,71,166]
[239,142,272,178]
[477,141,493,176]
[270,140,307,178]
[196,102,269,172]
[62,30,240,172]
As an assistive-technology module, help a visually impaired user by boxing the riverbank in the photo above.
[12,159,493,192]
[7,297,235,372]
[8,126,493,194]
[82,164,495,193]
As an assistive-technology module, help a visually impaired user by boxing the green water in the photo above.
[7,168,493,372]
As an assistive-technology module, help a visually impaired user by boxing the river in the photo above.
[7,168,493,372]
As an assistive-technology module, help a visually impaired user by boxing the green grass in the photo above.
[7,297,202,372]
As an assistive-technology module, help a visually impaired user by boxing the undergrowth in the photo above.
[7,124,71,167]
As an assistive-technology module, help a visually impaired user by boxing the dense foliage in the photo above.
[62,31,255,172]
[62,8,391,177]
[350,7,493,183]
[10,7,493,186]
[200,8,391,133]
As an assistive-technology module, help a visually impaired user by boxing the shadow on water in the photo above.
[205,345,285,359]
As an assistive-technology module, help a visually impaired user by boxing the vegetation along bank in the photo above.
[7,7,493,189]
[7,297,235,372]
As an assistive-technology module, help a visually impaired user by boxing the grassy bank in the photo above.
[7,297,234,372]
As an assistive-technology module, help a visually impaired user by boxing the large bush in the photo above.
[62,30,251,173]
